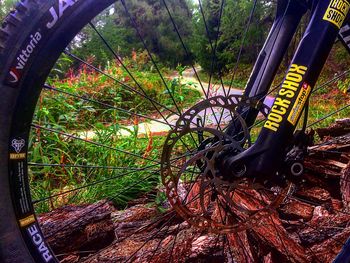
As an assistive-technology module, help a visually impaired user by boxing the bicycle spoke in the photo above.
[167,224,181,263]
[44,172,158,239]
[123,215,177,263]
[313,69,350,94]
[268,214,293,262]
[148,222,174,262]
[63,51,201,148]
[120,1,202,149]
[32,166,159,204]
[218,196,254,262]
[66,41,201,152]
[227,0,258,95]
[29,148,198,172]
[160,0,224,131]
[214,200,228,259]
[31,123,161,164]
[64,50,178,116]
[43,84,171,127]
[32,150,202,205]
[120,0,183,116]
[88,22,203,139]
[160,0,206,98]
[198,0,227,96]
[307,104,350,128]
[29,162,146,171]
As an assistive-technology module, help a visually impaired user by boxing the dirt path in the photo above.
[83,68,275,138]
[120,68,274,137]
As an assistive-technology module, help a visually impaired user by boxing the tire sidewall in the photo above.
[0,1,115,262]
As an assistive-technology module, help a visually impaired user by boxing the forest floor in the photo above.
[40,120,350,263]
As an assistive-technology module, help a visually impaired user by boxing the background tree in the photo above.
[68,8,140,67]
[63,0,193,69]
[191,0,274,74]
[113,0,193,67]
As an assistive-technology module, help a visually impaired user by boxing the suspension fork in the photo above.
[227,0,350,177]
[226,0,307,136]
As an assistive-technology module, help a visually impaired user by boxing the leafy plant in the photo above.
[30,51,201,213]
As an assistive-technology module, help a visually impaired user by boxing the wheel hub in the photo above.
[161,95,290,233]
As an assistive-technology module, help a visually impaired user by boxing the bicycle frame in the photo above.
[229,0,350,177]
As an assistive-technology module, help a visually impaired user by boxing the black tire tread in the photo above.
[0,0,38,55]
[0,1,115,262]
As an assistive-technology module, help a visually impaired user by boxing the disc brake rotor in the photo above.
[161,95,292,233]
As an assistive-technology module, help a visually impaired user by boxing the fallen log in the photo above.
[341,161,350,209]
[38,123,350,263]
[39,201,115,261]
[226,231,255,263]
[317,118,350,139]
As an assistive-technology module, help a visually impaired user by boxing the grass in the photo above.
[29,123,167,213]
[43,56,202,130]
[308,90,350,129]
[30,53,202,213]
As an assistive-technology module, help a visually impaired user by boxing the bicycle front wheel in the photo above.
[0,1,350,263]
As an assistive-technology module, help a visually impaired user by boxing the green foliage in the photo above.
[42,52,201,130]
[30,52,201,213]
[337,78,350,94]
[67,0,193,69]
[29,125,164,213]
[308,90,350,130]
[2,0,349,215]
[114,0,193,67]
[69,9,140,67]
[191,0,273,74]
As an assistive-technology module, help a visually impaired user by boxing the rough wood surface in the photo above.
[317,119,350,139]
[39,121,350,263]
[341,161,350,209]
[39,201,115,256]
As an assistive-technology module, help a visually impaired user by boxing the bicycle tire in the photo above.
[0,1,116,262]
